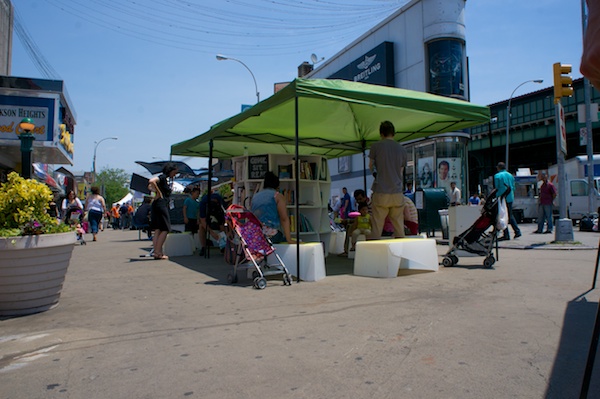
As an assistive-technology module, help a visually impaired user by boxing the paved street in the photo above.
[1,223,599,399]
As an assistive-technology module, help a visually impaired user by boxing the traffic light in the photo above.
[553,62,573,102]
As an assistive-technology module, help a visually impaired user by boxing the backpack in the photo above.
[580,216,594,232]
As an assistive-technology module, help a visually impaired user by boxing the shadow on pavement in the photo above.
[545,294,600,398]
[324,255,354,276]
[172,250,232,285]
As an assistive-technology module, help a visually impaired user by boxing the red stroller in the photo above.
[224,204,292,289]
[442,188,510,269]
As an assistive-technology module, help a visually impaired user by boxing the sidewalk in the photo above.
[1,227,599,398]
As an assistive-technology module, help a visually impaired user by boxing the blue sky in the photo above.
[9,0,584,177]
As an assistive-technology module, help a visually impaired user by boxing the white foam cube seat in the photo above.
[270,242,326,281]
[353,238,439,278]
[163,233,195,257]
[329,231,346,255]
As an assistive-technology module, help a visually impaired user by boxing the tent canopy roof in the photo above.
[171,78,490,159]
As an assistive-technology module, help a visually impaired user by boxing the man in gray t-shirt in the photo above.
[368,121,408,238]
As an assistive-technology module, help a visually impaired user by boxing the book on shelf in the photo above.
[281,189,294,205]
[319,158,328,180]
[288,213,314,232]
[299,160,315,180]
[299,213,314,232]
[278,164,292,179]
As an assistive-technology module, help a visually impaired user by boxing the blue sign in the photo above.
[328,41,395,87]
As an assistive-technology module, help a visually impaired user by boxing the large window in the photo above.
[571,180,588,196]
[427,39,466,100]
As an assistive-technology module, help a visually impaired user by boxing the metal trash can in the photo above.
[414,188,449,237]
[438,209,449,239]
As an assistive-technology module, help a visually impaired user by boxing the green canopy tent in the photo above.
[171,78,490,280]
[172,78,490,159]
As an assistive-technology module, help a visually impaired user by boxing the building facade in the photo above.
[0,76,77,182]
[469,78,600,193]
[304,0,471,203]
[0,0,11,76]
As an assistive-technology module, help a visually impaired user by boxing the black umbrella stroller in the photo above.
[224,204,293,289]
[442,187,510,269]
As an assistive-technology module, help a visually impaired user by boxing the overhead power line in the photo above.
[13,8,61,80]
[37,0,407,57]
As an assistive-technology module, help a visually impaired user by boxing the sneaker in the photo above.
[498,236,510,241]
[532,230,543,234]
[514,232,522,238]
[543,230,552,234]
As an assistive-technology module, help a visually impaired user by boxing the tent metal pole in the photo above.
[204,139,214,259]
[295,96,301,283]
[592,237,600,290]
[362,139,367,193]
[580,298,600,398]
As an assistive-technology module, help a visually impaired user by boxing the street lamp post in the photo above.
[216,54,260,103]
[93,137,118,181]
[505,79,543,170]
[17,118,36,179]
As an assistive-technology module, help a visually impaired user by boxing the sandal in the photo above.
[153,254,169,260]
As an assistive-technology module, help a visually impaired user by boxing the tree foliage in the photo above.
[96,168,130,206]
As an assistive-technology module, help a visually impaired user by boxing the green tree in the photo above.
[96,168,130,206]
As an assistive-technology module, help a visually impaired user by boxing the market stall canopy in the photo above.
[170,78,490,159]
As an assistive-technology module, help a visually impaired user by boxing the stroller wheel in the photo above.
[253,277,267,290]
[442,256,454,267]
[227,273,238,284]
[483,256,495,269]
[450,255,459,265]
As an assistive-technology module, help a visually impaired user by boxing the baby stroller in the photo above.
[65,208,86,245]
[224,204,292,289]
[442,187,510,269]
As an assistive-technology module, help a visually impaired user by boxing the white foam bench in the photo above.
[163,233,196,257]
[353,238,439,278]
[268,242,326,282]
[329,231,346,255]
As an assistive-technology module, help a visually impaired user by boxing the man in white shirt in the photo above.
[331,196,342,219]
[450,181,461,206]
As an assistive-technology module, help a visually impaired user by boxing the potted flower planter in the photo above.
[0,232,76,316]
[0,171,76,317]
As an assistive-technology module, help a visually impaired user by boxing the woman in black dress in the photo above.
[148,163,179,259]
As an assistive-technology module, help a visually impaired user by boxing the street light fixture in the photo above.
[17,118,35,179]
[505,79,543,170]
[216,54,260,103]
[93,137,118,181]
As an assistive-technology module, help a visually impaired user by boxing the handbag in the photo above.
[496,198,508,230]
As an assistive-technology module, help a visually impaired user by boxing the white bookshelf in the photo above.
[232,154,331,254]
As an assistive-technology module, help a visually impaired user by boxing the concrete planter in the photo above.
[0,232,76,317]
